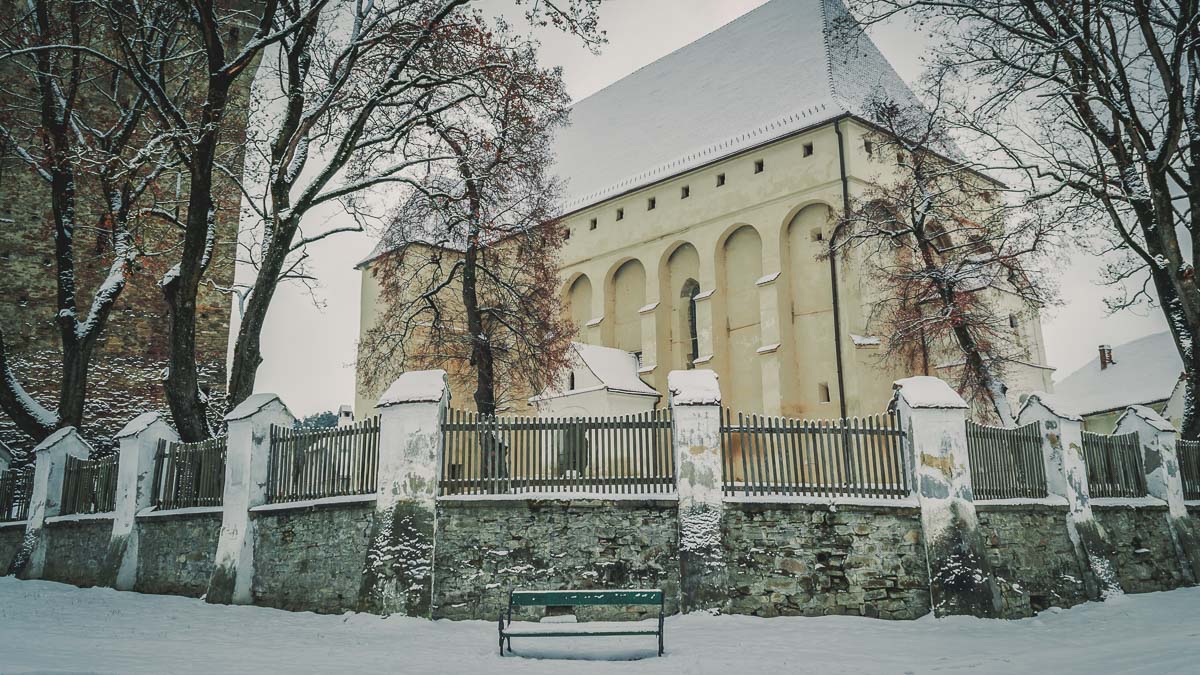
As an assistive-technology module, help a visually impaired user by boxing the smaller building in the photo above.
[1054,331,1184,434]
[337,405,355,428]
[530,343,660,418]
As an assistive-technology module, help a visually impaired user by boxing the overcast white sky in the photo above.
[246,0,1169,418]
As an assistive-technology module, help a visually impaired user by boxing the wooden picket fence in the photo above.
[720,410,909,498]
[60,454,119,515]
[965,420,1048,500]
[439,409,675,496]
[266,417,381,504]
[1081,431,1147,498]
[1179,439,1200,501]
[0,468,33,522]
[152,436,227,510]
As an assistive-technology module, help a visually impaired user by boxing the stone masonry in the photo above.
[0,524,24,571]
[975,504,1089,617]
[252,502,376,614]
[41,518,114,588]
[135,513,221,598]
[434,499,680,621]
[1092,504,1188,593]
[722,503,930,619]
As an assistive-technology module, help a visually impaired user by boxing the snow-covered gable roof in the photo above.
[1054,331,1183,416]
[573,343,659,397]
[551,0,924,212]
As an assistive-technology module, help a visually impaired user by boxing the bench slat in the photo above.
[502,630,660,638]
[510,589,663,606]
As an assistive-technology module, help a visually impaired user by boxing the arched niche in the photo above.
[608,259,646,355]
[565,274,593,333]
[721,225,763,413]
[662,243,701,371]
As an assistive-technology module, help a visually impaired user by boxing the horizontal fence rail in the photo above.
[60,454,119,516]
[439,409,675,496]
[1081,431,1147,499]
[965,420,1048,500]
[720,410,909,498]
[152,436,228,510]
[266,417,381,504]
[0,468,33,522]
[1180,439,1200,501]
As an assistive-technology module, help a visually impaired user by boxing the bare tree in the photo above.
[831,98,1057,424]
[844,0,1200,436]
[0,0,177,444]
[226,0,602,415]
[358,26,574,415]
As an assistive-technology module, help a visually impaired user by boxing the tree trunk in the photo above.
[160,60,244,441]
[226,220,294,411]
[462,243,496,416]
[952,322,1016,427]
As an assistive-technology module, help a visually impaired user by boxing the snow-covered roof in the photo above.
[225,393,293,422]
[1018,392,1082,422]
[891,376,968,410]
[668,369,722,406]
[1115,404,1176,433]
[115,412,167,440]
[33,426,83,455]
[551,0,924,212]
[378,370,449,407]
[1054,331,1182,416]
[572,343,659,397]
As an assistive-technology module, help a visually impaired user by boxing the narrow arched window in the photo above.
[683,280,701,369]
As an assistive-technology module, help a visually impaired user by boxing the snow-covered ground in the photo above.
[2,577,1198,674]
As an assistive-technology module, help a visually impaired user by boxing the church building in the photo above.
[354,0,1055,420]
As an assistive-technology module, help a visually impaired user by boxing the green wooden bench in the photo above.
[498,589,665,657]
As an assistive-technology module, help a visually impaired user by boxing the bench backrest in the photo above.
[510,589,663,607]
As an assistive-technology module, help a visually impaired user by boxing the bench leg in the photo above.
[498,616,504,657]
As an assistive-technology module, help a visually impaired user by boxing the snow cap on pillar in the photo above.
[32,427,86,455]
[1115,405,1176,433]
[115,412,169,440]
[1018,392,1082,422]
[668,370,721,406]
[378,370,449,407]
[225,393,292,422]
[890,376,967,410]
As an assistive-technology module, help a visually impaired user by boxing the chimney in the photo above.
[1098,344,1115,370]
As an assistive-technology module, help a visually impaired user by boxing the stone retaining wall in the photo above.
[0,524,25,571]
[1093,504,1188,593]
[722,502,929,619]
[975,503,1089,617]
[433,498,680,621]
[251,501,376,614]
[135,511,221,597]
[42,518,113,587]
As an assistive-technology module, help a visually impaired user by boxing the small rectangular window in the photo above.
[681,185,690,199]
[616,208,624,221]
[647,197,656,211]
[754,159,764,173]
[818,382,831,403]
[810,228,823,242]
[864,140,874,156]
[803,143,814,157]
[564,228,571,240]
[896,151,906,165]
[589,218,597,230]
[1009,314,1019,329]
[716,173,726,187]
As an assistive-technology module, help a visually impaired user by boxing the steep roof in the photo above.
[551,0,924,212]
[572,343,659,397]
[1054,331,1183,416]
